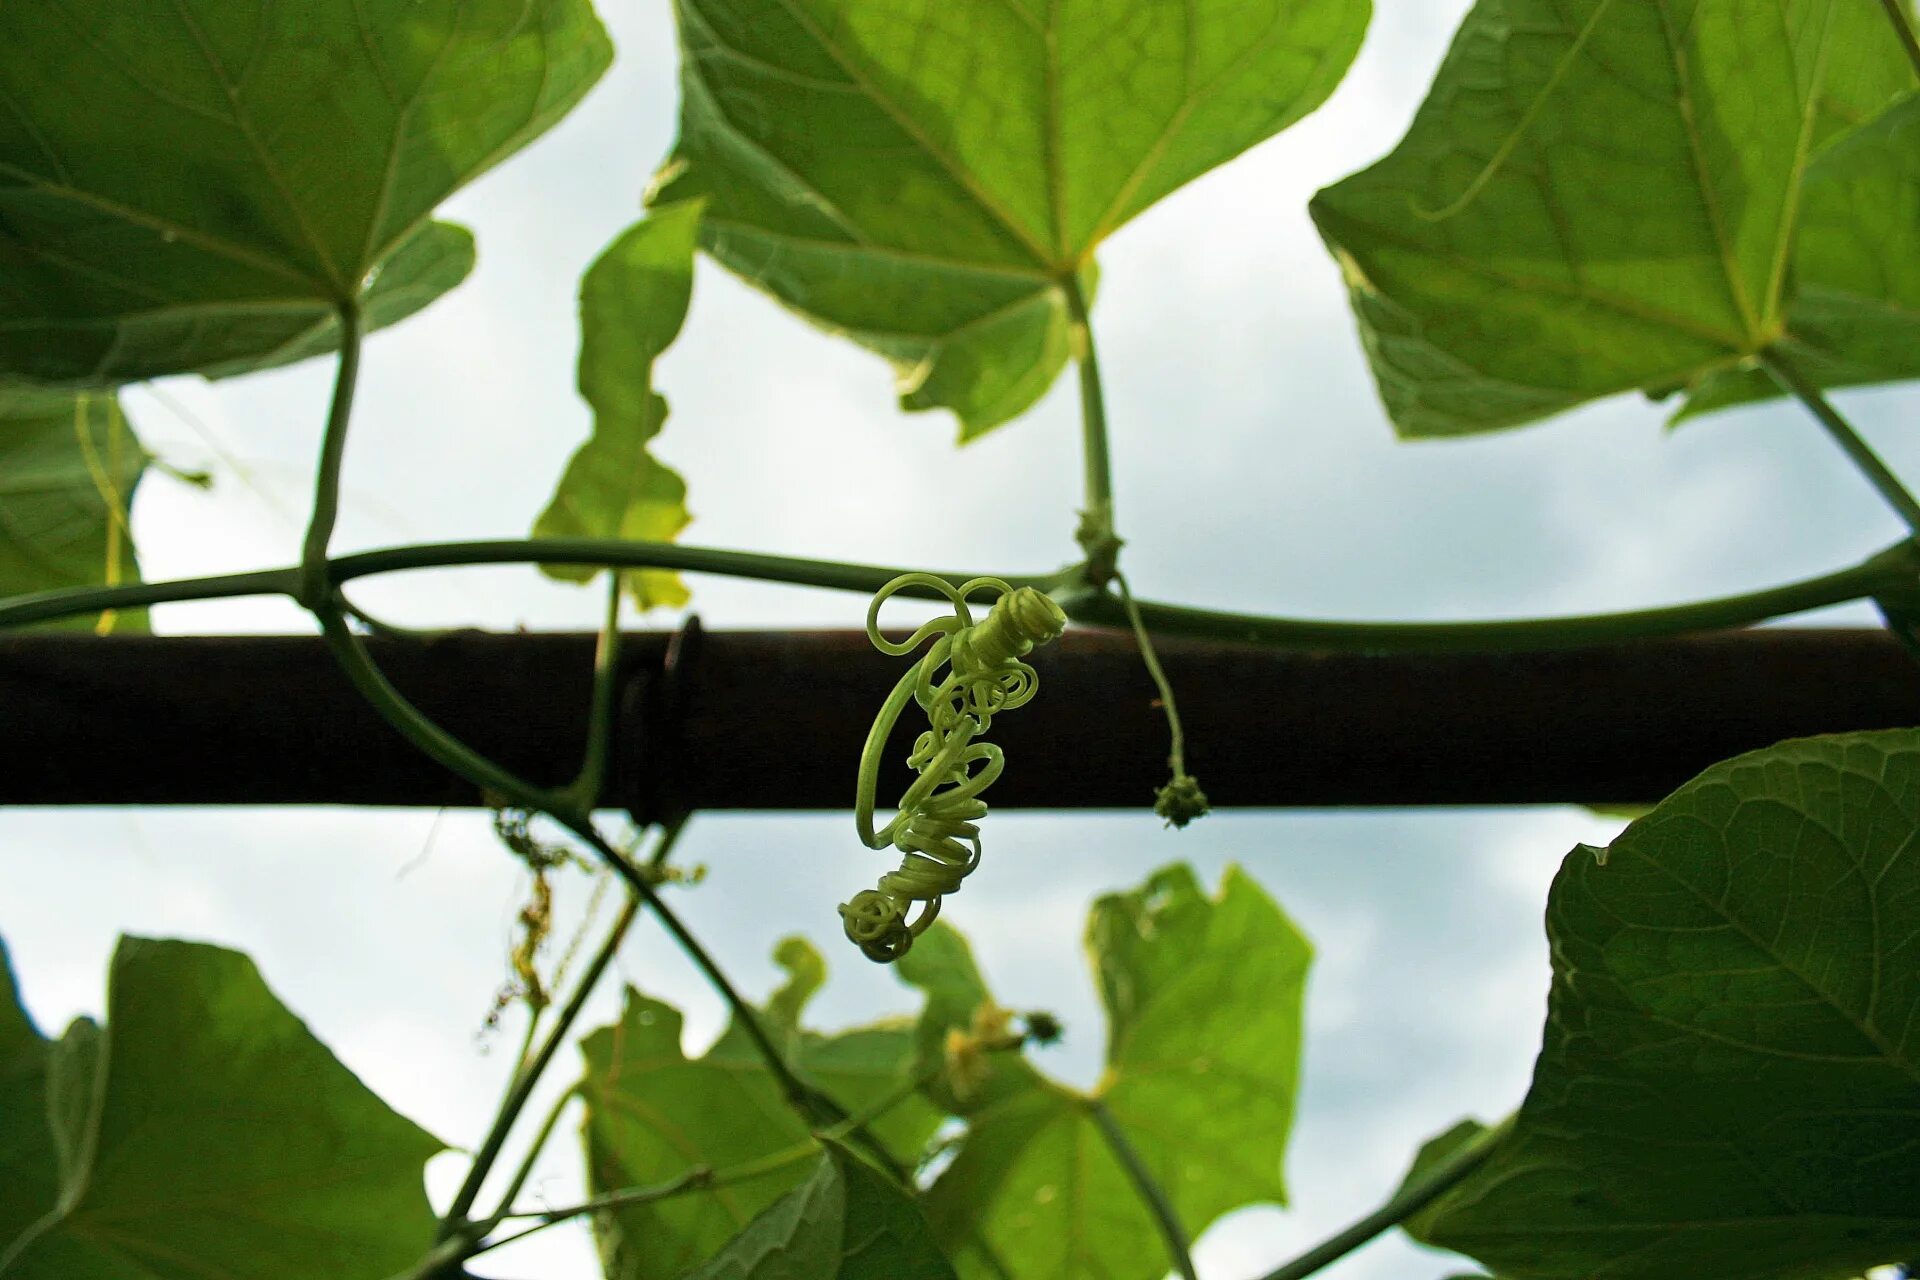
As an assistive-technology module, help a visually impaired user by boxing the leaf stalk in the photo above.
[1087,1096,1199,1280]
[1762,347,1920,539]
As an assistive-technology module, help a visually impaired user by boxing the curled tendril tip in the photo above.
[841,573,1066,963]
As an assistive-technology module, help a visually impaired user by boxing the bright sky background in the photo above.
[6,4,1919,1279]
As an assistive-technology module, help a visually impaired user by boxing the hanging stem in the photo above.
[1879,0,1920,78]
[1115,572,1190,778]
[1255,1117,1513,1280]
[1086,1097,1198,1280]
[1762,347,1920,539]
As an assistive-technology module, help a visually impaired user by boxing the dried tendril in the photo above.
[840,573,1066,962]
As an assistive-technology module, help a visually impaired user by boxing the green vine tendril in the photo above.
[841,572,1067,962]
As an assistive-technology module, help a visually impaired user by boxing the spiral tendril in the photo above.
[842,574,1066,962]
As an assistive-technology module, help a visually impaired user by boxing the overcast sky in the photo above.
[6,3,1919,1279]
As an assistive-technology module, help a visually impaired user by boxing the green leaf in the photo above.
[0,0,609,385]
[579,936,943,1280]
[893,923,1046,1118]
[0,936,442,1280]
[1678,90,1920,420]
[652,0,1367,438]
[1310,0,1913,438]
[684,1142,956,1280]
[0,387,148,632]
[0,942,57,1258]
[1409,729,1920,1280]
[918,864,1312,1280]
[533,201,699,611]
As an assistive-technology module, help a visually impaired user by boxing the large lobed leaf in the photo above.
[1311,0,1912,438]
[1408,729,1920,1280]
[0,935,441,1280]
[0,0,609,385]
[919,864,1311,1280]
[533,201,700,611]
[1679,89,1920,420]
[652,0,1368,437]
[0,386,148,631]
[682,1142,955,1280]
[578,936,943,1280]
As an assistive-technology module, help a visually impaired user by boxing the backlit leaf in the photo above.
[652,0,1367,437]
[579,936,942,1280]
[0,936,442,1280]
[684,1142,955,1280]
[1678,90,1920,420]
[1310,0,1912,438]
[1409,730,1920,1280]
[918,864,1312,1280]
[0,0,608,384]
[0,387,147,632]
[534,201,699,611]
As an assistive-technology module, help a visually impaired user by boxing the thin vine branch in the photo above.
[1762,347,1920,538]
[1087,1096,1199,1280]
[440,881,649,1236]
[1253,1116,1513,1280]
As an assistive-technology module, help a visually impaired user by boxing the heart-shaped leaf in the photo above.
[1677,90,1920,421]
[1310,0,1912,438]
[1408,729,1920,1279]
[0,936,442,1280]
[0,387,147,631]
[578,936,943,1280]
[916,864,1312,1280]
[0,0,608,385]
[683,1142,956,1280]
[533,201,700,611]
[651,0,1368,437]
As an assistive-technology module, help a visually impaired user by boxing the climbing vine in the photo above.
[2,2,1919,1279]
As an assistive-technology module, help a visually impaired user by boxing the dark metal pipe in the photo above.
[1,629,1914,812]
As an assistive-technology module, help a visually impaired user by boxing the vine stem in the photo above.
[439,880,649,1236]
[299,302,362,608]
[563,573,624,812]
[1087,1097,1198,1280]
[1064,272,1115,536]
[1253,1117,1513,1280]
[1880,0,1920,78]
[1114,570,1191,779]
[1762,347,1920,539]
[3,538,1915,651]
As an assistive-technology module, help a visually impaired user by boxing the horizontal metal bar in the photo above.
[1,629,1914,811]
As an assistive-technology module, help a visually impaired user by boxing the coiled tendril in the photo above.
[841,573,1066,962]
